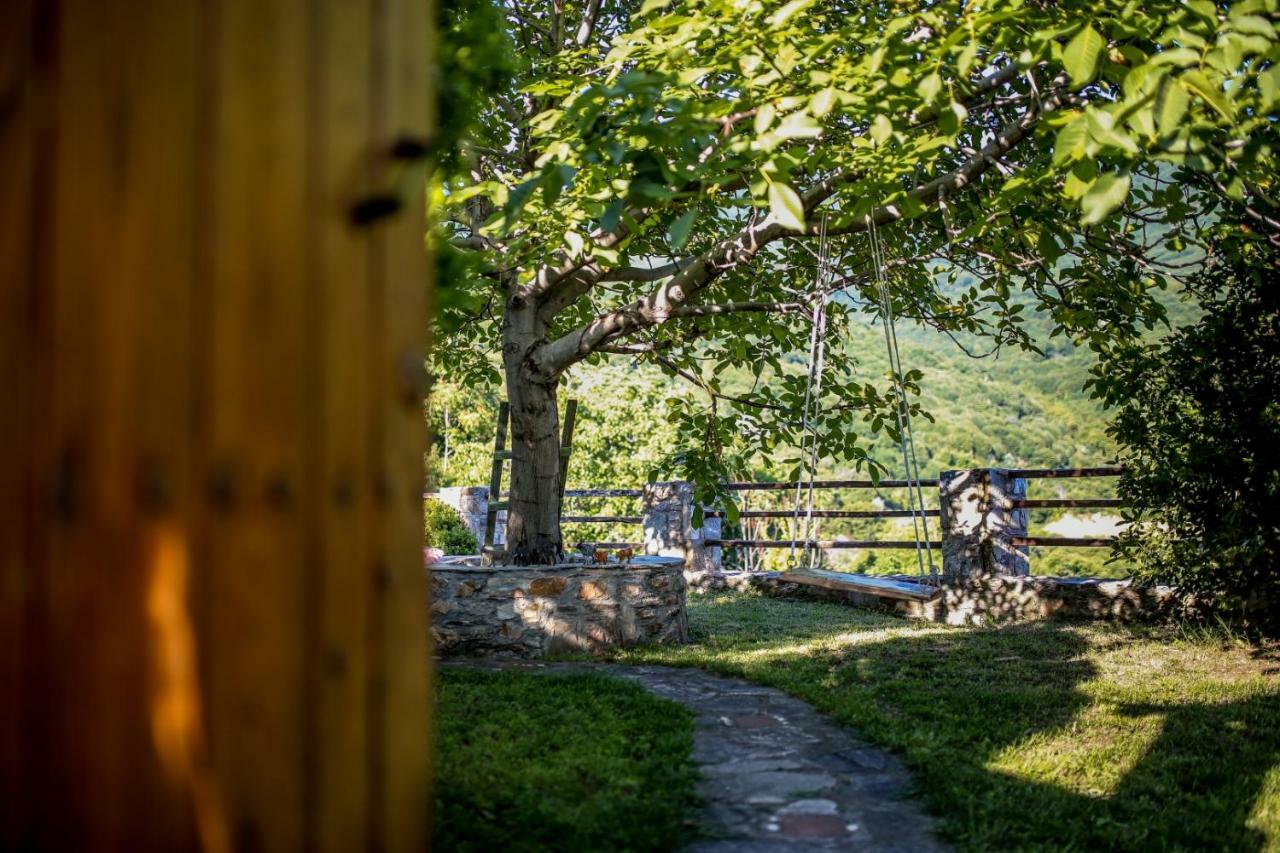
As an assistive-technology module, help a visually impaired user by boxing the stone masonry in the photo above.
[719,571,1181,626]
[939,468,1029,578]
[432,485,504,546]
[429,555,688,657]
[642,480,722,571]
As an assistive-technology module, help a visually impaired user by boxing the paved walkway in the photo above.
[444,661,948,852]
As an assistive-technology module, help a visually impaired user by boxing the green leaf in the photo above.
[1180,71,1234,121]
[600,200,624,233]
[1063,25,1106,87]
[1260,65,1280,109]
[810,87,837,118]
[767,179,807,232]
[1053,117,1089,165]
[667,209,697,250]
[1080,171,1131,224]
[754,102,776,135]
[1155,75,1190,138]
[917,72,942,102]
[776,111,822,139]
[1086,110,1139,155]
[768,0,817,26]
[869,114,893,145]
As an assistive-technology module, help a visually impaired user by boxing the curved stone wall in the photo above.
[429,556,688,658]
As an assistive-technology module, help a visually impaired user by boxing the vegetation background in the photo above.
[428,293,1198,577]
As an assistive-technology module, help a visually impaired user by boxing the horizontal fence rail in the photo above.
[498,488,645,499]
[1008,466,1123,478]
[707,539,943,549]
[456,467,1127,560]
[1011,498,1122,509]
[1010,467,1123,548]
[569,542,643,550]
[725,479,939,491]
[705,509,939,519]
[561,515,643,524]
[1013,536,1114,548]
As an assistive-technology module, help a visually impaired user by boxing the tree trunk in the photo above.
[502,300,564,564]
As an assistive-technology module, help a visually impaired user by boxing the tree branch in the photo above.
[665,301,807,318]
[813,73,1072,236]
[536,215,789,371]
[597,259,694,282]
[574,0,603,47]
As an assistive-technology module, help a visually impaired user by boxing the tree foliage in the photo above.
[424,498,480,554]
[1103,239,1280,630]
[435,0,1280,552]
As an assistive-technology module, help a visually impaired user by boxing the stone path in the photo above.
[443,661,948,852]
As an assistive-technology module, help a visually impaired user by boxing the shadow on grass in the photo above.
[637,594,1280,850]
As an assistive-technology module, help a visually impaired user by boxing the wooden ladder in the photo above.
[484,399,578,548]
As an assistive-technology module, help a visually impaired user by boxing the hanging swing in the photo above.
[781,215,942,604]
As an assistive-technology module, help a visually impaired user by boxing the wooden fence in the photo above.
[538,467,1125,564]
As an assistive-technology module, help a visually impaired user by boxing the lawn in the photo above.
[619,591,1280,852]
[433,667,699,852]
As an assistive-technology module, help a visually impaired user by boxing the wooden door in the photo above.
[0,1,434,849]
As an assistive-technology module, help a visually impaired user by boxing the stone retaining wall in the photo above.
[695,570,1182,626]
[430,556,688,657]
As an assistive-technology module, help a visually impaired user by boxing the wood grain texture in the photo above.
[372,1,434,849]
[310,1,375,850]
[0,0,435,848]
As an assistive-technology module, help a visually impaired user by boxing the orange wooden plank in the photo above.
[370,0,434,849]
[309,1,374,849]
[202,0,312,848]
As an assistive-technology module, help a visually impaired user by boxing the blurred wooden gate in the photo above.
[1,0,434,849]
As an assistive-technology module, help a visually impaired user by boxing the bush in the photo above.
[1101,243,1280,632]
[425,498,478,555]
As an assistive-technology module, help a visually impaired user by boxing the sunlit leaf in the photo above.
[767,179,806,232]
[1081,171,1131,224]
[1063,25,1106,87]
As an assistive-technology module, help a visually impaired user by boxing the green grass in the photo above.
[433,668,700,852]
[618,591,1280,852]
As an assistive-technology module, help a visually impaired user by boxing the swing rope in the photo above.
[787,213,937,582]
[869,216,938,581]
[789,215,831,568]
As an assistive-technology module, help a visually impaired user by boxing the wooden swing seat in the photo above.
[783,567,943,602]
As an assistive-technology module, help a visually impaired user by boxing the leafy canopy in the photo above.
[437,0,1279,502]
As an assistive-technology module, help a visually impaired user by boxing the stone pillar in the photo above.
[939,469,1028,579]
[432,485,504,549]
[642,481,722,572]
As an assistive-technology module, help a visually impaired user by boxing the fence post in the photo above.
[432,485,502,550]
[939,469,1029,579]
[642,481,721,572]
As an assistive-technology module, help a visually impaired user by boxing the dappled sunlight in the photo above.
[627,592,1280,849]
[985,705,1166,797]
[1251,765,1280,842]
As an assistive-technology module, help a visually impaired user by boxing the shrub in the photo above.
[1101,242,1280,632]
[424,499,478,555]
